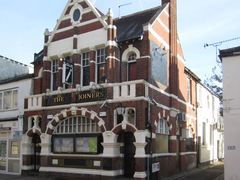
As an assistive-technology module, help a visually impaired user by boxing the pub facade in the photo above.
[22,0,198,179]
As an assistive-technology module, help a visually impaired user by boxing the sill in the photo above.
[0,108,18,112]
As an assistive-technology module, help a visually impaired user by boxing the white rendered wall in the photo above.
[0,78,32,130]
[197,83,222,163]
[223,55,240,180]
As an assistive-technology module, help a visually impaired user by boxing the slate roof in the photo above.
[219,46,240,60]
[34,49,44,63]
[114,6,163,43]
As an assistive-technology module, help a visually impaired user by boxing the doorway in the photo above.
[118,132,136,178]
[0,140,7,172]
[32,134,41,172]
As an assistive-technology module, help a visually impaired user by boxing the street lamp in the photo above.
[145,122,152,180]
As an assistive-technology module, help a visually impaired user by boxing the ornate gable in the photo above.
[47,0,108,57]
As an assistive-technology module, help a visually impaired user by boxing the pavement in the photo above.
[162,161,224,180]
[0,161,224,180]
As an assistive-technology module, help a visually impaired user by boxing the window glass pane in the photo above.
[53,138,74,153]
[3,91,12,109]
[128,52,136,61]
[76,137,97,153]
[0,92,2,110]
[82,52,90,86]
[9,141,20,157]
[51,59,59,91]
[83,67,90,86]
[12,90,18,108]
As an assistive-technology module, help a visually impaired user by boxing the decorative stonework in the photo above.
[45,107,106,135]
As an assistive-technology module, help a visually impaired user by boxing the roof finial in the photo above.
[107,8,113,17]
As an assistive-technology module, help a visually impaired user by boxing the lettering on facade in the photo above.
[45,89,107,106]
[46,93,72,106]
[77,89,107,103]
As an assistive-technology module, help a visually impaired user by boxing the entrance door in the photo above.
[0,140,7,172]
[32,134,41,172]
[123,132,135,178]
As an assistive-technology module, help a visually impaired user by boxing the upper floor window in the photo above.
[156,119,169,135]
[202,122,206,145]
[187,77,192,104]
[207,95,210,109]
[63,57,73,89]
[96,48,106,83]
[127,52,137,81]
[51,59,59,91]
[81,52,90,86]
[0,89,18,111]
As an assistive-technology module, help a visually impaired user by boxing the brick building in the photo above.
[22,0,198,179]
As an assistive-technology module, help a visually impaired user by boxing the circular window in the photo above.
[73,9,81,22]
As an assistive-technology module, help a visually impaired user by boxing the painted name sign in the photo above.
[45,88,107,106]
[46,93,72,106]
[77,89,107,103]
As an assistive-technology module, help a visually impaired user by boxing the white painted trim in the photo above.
[62,8,92,21]
[106,56,120,62]
[157,18,169,33]
[180,152,197,155]
[106,40,118,47]
[56,18,99,33]
[177,54,185,64]
[22,165,34,170]
[170,136,177,140]
[122,44,141,62]
[148,27,169,50]
[152,153,176,157]
[40,167,123,176]
[43,70,51,73]
[140,55,151,59]
[134,171,147,178]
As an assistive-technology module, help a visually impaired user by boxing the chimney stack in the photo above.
[163,0,179,97]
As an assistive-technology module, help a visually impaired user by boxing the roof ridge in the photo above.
[0,55,28,67]
[114,6,161,21]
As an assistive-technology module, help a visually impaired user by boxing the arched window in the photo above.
[52,116,102,154]
[127,52,137,81]
[54,116,100,134]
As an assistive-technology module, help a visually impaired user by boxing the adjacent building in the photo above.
[196,82,224,165]
[0,56,33,174]
[220,46,240,180]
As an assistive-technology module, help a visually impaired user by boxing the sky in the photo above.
[0,0,240,80]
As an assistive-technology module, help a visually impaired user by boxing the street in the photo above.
[0,162,224,180]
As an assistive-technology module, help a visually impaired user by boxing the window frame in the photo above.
[81,52,90,86]
[51,59,59,91]
[96,48,106,84]
[0,89,18,111]
[156,119,169,135]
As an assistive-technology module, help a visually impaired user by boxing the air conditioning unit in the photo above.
[177,112,186,122]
